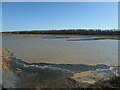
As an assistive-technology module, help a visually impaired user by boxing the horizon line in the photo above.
[2,28,118,32]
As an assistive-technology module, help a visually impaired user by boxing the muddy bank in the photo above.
[2,48,118,89]
[66,37,119,41]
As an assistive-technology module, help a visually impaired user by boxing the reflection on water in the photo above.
[2,35,118,65]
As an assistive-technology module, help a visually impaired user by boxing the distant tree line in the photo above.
[2,29,120,35]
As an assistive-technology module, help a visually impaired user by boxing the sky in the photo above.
[2,2,118,32]
[2,0,119,2]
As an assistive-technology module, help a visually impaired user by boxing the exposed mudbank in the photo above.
[42,36,70,39]
[41,35,118,41]
[66,37,118,41]
[2,48,118,89]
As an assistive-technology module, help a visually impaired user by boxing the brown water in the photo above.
[2,35,118,65]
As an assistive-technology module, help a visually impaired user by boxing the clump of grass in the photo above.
[89,76,120,88]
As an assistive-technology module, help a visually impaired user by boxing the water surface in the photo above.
[2,35,118,65]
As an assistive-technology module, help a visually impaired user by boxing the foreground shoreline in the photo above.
[1,48,119,89]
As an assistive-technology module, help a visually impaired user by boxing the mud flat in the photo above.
[1,48,118,89]
[67,37,119,41]
[42,36,70,39]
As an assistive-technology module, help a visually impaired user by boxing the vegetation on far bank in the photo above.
[2,29,120,36]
